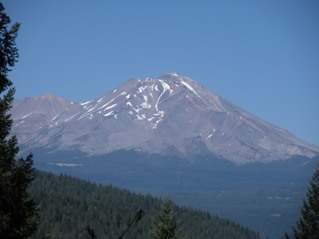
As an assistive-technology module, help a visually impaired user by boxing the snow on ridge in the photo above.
[51,114,59,121]
[155,81,167,112]
[65,113,78,122]
[97,97,104,103]
[15,120,25,127]
[179,78,200,97]
[80,100,93,106]
[22,113,33,119]
[103,103,117,111]
[169,72,179,77]
[79,91,127,120]
[141,102,151,109]
[104,111,114,117]
[47,162,83,167]
[158,79,172,94]
[136,114,143,120]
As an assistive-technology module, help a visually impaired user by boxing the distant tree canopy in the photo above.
[29,171,261,239]
[0,3,38,238]
[285,168,319,239]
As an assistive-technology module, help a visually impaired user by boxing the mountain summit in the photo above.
[11,73,319,164]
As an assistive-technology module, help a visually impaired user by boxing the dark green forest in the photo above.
[29,171,261,239]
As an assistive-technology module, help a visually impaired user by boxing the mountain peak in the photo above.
[40,93,57,99]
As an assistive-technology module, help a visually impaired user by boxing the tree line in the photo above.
[28,170,261,239]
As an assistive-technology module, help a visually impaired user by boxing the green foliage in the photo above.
[29,171,261,239]
[150,198,181,239]
[285,168,319,239]
[0,3,38,238]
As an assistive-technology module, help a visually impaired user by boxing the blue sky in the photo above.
[3,1,319,146]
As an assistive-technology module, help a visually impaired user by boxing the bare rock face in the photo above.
[11,73,319,164]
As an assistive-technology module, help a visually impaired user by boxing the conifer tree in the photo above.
[150,198,182,239]
[0,3,38,238]
[285,168,319,239]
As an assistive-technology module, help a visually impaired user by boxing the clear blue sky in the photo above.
[3,0,319,146]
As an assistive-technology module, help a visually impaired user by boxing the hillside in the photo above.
[29,171,260,239]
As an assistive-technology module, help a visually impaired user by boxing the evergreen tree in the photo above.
[150,198,182,239]
[285,168,319,239]
[0,3,38,238]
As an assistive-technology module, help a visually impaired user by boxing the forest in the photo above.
[29,171,261,239]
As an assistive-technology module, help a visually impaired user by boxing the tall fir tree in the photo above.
[0,3,38,238]
[150,198,182,239]
[285,168,319,239]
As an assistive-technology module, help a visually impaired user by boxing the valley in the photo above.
[28,148,319,238]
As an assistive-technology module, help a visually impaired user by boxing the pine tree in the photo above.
[0,3,38,238]
[150,198,182,239]
[285,168,319,239]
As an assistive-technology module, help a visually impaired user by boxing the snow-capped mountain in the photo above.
[11,73,319,164]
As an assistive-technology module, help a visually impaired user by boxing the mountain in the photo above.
[11,73,319,164]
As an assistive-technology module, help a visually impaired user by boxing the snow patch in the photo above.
[170,72,179,77]
[271,213,281,217]
[80,100,92,106]
[159,79,173,94]
[104,111,114,117]
[103,103,117,111]
[15,120,25,127]
[141,102,151,109]
[51,114,59,121]
[47,162,83,167]
[136,115,143,120]
[22,113,33,119]
[179,79,200,97]
[65,114,78,122]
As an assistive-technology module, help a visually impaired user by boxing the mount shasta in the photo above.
[12,73,319,164]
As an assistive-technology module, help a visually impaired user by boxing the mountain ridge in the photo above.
[11,73,319,164]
